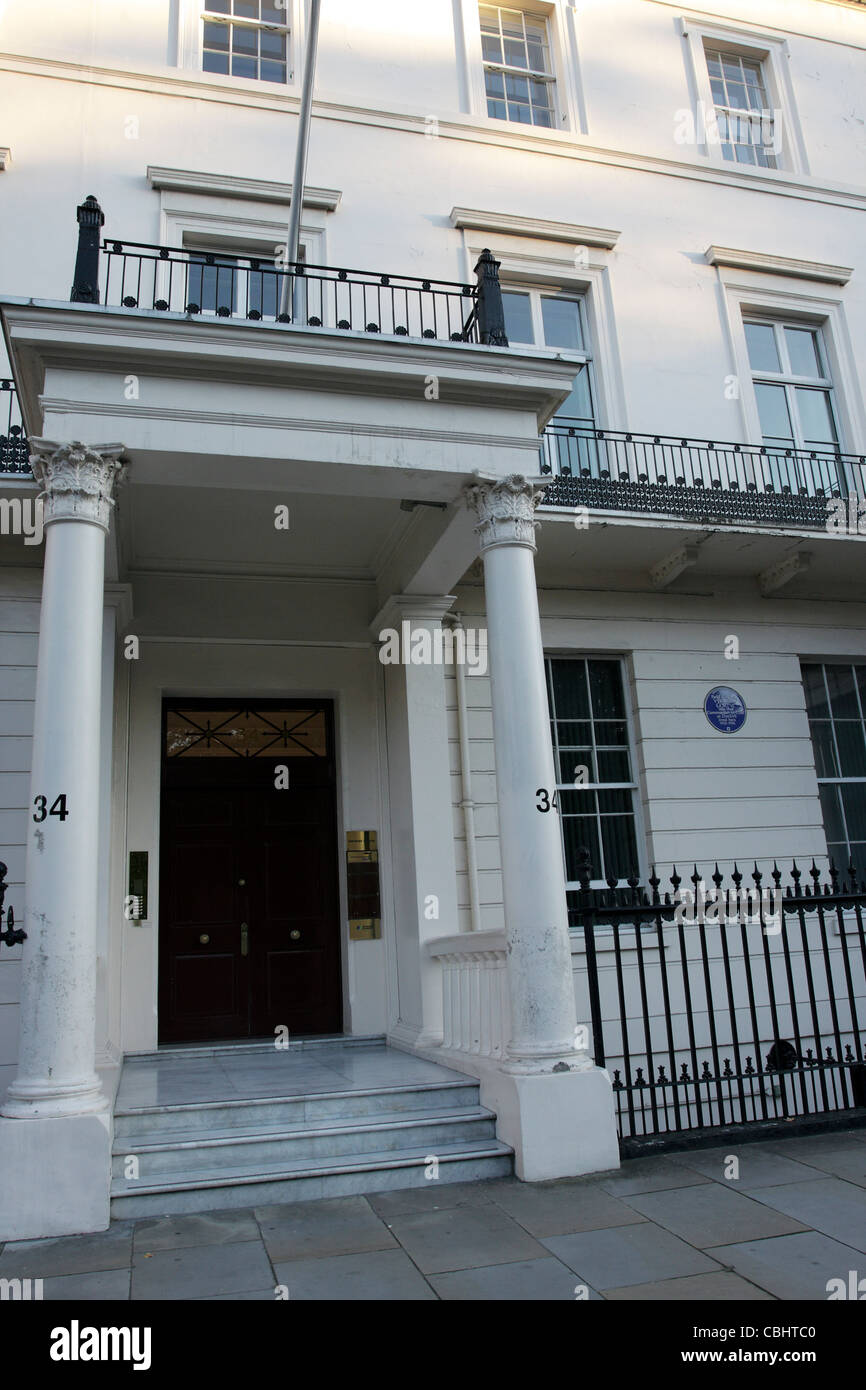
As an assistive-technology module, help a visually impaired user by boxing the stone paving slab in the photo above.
[272,1249,437,1300]
[1,1130,863,1301]
[704,1229,865,1301]
[541,1221,722,1289]
[622,1181,810,1247]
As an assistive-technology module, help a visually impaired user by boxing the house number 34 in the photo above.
[33,795,69,822]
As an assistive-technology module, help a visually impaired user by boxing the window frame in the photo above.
[458,0,584,133]
[478,3,558,129]
[679,16,809,176]
[177,0,302,89]
[704,46,778,170]
[500,283,596,425]
[802,661,866,878]
[201,2,291,85]
[545,653,646,894]
[743,316,841,455]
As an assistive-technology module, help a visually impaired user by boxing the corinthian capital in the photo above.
[464,474,544,553]
[29,439,127,530]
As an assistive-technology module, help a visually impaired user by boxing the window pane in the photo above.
[826,664,859,719]
[794,388,837,448]
[501,291,534,344]
[550,661,590,720]
[589,660,625,719]
[553,721,593,748]
[481,33,502,62]
[601,815,638,880]
[203,21,230,50]
[484,69,505,98]
[597,789,632,814]
[234,24,258,53]
[202,48,229,73]
[745,322,780,373]
[261,29,286,56]
[819,784,846,846]
[785,328,821,378]
[842,783,866,844]
[207,0,231,12]
[802,664,829,718]
[596,748,631,782]
[556,366,594,425]
[234,0,258,18]
[562,816,599,882]
[260,58,286,83]
[835,722,866,778]
[809,721,839,779]
[595,721,629,746]
[232,53,258,78]
[755,383,793,445]
[558,749,595,784]
[540,297,583,351]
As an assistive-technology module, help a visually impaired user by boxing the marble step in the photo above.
[110,1139,514,1218]
[112,1106,497,1179]
[125,1034,387,1063]
[114,1078,481,1140]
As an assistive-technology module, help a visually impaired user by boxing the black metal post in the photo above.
[474,248,508,347]
[70,195,105,303]
[0,861,25,949]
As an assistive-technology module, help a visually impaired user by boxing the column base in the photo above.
[2,1076,108,1119]
[0,1113,112,1239]
[483,1065,620,1181]
[501,1046,594,1076]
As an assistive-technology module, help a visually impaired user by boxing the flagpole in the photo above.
[280,0,322,319]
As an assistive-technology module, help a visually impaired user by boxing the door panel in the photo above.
[158,700,342,1043]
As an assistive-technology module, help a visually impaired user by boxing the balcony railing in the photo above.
[541,420,866,531]
[69,196,509,347]
[0,381,28,475]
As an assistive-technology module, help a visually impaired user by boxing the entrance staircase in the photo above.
[110,1036,512,1217]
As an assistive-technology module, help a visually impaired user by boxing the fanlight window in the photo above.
[165,707,328,758]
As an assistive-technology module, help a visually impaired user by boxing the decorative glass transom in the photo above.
[166,707,327,758]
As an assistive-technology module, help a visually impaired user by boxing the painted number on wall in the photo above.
[33,795,69,822]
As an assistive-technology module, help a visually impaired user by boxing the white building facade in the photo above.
[0,0,865,1239]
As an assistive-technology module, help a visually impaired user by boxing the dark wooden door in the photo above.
[158,701,342,1043]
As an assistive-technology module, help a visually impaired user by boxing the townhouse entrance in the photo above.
[158,700,342,1042]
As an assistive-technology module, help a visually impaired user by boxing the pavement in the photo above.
[1,1128,864,1300]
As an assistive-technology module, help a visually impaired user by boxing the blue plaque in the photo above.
[704,686,747,734]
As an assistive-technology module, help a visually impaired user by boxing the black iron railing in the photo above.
[0,381,28,475]
[574,851,866,1154]
[70,196,508,346]
[542,420,866,530]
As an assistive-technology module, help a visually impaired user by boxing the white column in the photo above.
[466,475,580,1071]
[2,440,126,1120]
[464,475,619,1179]
[373,594,461,1049]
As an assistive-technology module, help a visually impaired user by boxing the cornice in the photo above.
[705,246,854,284]
[450,208,619,248]
[147,166,341,210]
[372,593,458,636]
[1,51,865,213]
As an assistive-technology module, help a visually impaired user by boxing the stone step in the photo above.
[125,1034,387,1063]
[114,1078,481,1140]
[112,1106,497,1179]
[109,1139,514,1218]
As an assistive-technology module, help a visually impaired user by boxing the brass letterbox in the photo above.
[347,830,381,940]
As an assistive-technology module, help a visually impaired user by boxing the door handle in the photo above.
[240,922,249,957]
